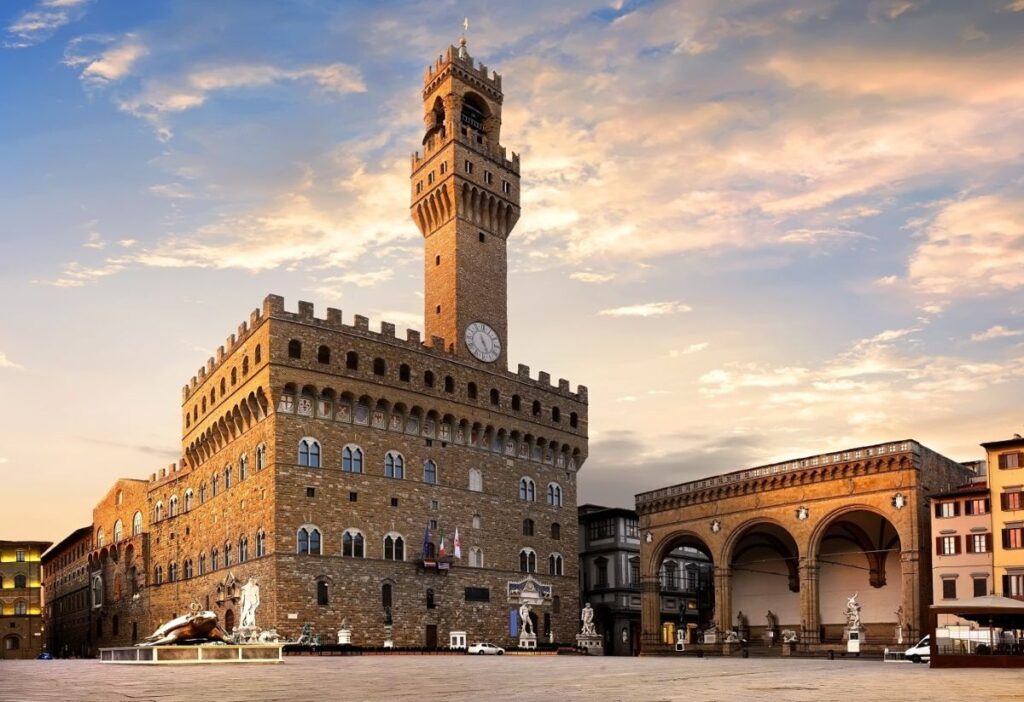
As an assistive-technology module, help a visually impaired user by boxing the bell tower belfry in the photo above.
[411,37,520,367]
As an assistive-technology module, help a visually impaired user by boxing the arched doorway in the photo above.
[224,609,235,634]
[815,509,902,643]
[655,535,714,645]
[728,521,800,642]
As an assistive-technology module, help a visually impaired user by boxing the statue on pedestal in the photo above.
[894,605,905,644]
[844,593,862,630]
[519,603,534,636]
[140,604,230,646]
[580,603,597,637]
[239,576,260,630]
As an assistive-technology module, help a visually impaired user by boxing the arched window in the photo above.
[399,364,411,382]
[523,518,534,536]
[211,548,220,570]
[298,438,321,467]
[373,358,386,376]
[239,454,248,481]
[239,536,249,563]
[570,412,578,429]
[199,553,207,575]
[202,397,207,413]
[424,370,435,387]
[96,527,105,547]
[256,530,266,558]
[256,443,267,471]
[297,526,322,555]
[317,579,329,606]
[168,562,178,582]
[231,368,237,385]
[210,388,216,404]
[132,511,143,536]
[467,382,478,399]
[551,522,561,540]
[468,468,483,492]
[211,473,219,496]
[346,351,358,370]
[288,339,302,359]
[532,400,541,417]
[548,553,564,576]
[254,344,262,364]
[14,574,27,589]
[384,451,404,479]
[470,547,483,568]
[547,482,562,507]
[317,345,330,364]
[384,534,405,561]
[4,635,21,651]
[342,445,363,473]
[472,514,481,529]
[224,465,232,489]
[154,565,163,585]
[423,459,437,484]
[219,378,226,395]
[183,489,194,513]
[343,530,365,558]
[519,548,537,573]
[512,395,521,411]
[382,582,393,609]
[223,541,232,566]
[444,375,454,393]
[169,494,179,517]
[113,520,123,544]
[489,388,500,406]
[199,482,207,504]
[154,501,164,521]
[184,559,193,579]
[519,477,536,502]
[242,356,249,375]
[552,407,561,423]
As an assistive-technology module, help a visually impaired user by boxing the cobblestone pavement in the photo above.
[3,655,1021,702]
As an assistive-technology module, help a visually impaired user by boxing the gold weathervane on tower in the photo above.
[459,17,469,57]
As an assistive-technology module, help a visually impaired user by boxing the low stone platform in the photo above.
[99,644,284,665]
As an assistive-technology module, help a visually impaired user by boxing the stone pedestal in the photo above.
[722,641,741,656]
[519,633,537,650]
[576,633,603,655]
[703,629,718,645]
[337,628,351,645]
[846,627,864,654]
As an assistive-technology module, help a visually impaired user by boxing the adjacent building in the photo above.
[40,527,93,658]
[930,479,993,609]
[578,505,711,655]
[78,36,588,652]
[0,540,52,659]
[983,435,1024,599]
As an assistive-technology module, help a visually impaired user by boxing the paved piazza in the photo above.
[3,656,1022,702]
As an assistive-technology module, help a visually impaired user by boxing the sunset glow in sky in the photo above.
[2,0,1023,542]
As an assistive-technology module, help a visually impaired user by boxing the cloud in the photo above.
[598,301,692,317]
[5,0,89,48]
[670,343,709,357]
[148,183,194,199]
[83,231,107,249]
[36,261,126,288]
[0,352,24,370]
[907,193,1024,297]
[570,271,615,283]
[65,34,147,84]
[971,325,1024,342]
[700,365,810,396]
[1005,1,1024,11]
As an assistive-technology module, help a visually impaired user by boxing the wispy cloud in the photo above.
[570,271,615,283]
[971,325,1024,342]
[5,0,90,48]
[670,343,709,357]
[64,34,148,84]
[0,352,24,370]
[598,301,691,317]
[83,231,106,249]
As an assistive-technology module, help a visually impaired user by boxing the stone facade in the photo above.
[40,527,92,657]
[73,38,587,653]
[0,540,51,659]
[983,436,1024,598]
[635,440,975,652]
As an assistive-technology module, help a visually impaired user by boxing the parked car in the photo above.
[905,635,930,663]
[467,642,505,655]
[36,652,54,660]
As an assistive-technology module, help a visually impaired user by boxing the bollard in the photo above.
[827,650,834,660]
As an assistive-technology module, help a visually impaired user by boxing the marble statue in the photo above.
[337,618,352,645]
[781,630,799,644]
[239,576,260,630]
[736,611,748,628]
[257,629,281,644]
[766,610,779,630]
[725,630,740,643]
[140,606,230,646]
[844,593,862,630]
[580,603,597,636]
[894,605,905,644]
[519,603,534,636]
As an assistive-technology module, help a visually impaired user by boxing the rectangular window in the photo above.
[595,559,609,588]
[349,492,357,502]
[587,518,616,540]
[971,534,990,553]
[938,501,958,518]
[974,577,988,597]
[484,171,492,184]
[502,180,510,194]
[937,536,959,555]
[317,581,329,606]
[465,587,490,602]
[16,550,25,562]
[942,579,957,600]
[1003,527,1024,549]
[464,160,473,174]
[416,181,423,194]
[965,498,990,515]
[429,519,438,530]
[306,487,315,498]
[391,497,399,507]
[1007,574,1024,597]
[625,519,640,538]
[1002,492,1023,511]
[999,452,1023,469]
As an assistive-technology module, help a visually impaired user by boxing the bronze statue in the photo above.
[139,607,231,646]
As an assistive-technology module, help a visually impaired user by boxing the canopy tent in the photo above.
[930,595,1024,668]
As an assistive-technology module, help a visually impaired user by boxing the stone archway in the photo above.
[726,520,801,640]
[641,531,716,648]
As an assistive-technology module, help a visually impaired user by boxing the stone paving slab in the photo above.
[2,656,1020,702]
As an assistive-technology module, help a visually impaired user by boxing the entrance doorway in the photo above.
[425,624,438,649]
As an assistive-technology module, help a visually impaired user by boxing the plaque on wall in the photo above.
[440,424,451,442]
[518,443,529,459]
[337,404,352,423]
[422,420,435,439]
[405,417,420,435]
[505,440,516,456]
[556,453,565,468]
[317,400,333,419]
[544,449,554,464]
[354,403,370,425]
[372,411,386,429]
[532,445,542,462]
[297,397,314,417]
[455,427,465,444]
[389,414,403,432]
[278,395,295,413]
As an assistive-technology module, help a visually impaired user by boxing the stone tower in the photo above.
[411,37,521,368]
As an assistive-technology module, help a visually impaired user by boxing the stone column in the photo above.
[639,575,662,653]
[799,558,821,644]
[714,566,732,634]
[900,549,922,644]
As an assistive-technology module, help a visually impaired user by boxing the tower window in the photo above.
[428,172,435,185]
[288,340,301,359]
[416,181,423,194]
[512,395,521,411]
[484,171,493,185]
[435,254,441,266]
[373,358,386,376]
[489,388,500,406]
[436,305,441,314]
[444,376,454,393]
[479,232,485,243]
[399,364,411,382]
[464,160,473,174]
[467,382,478,400]
[532,400,541,417]
[502,180,510,194]
[317,345,330,364]
[440,162,448,174]
[424,370,435,387]
[346,351,358,370]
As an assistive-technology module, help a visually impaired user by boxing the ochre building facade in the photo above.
[1,539,51,659]
[40,526,93,657]
[636,440,974,652]
[78,39,587,652]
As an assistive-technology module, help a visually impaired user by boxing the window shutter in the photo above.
[985,498,991,513]
[1003,529,1011,549]
[965,499,974,516]
[1004,574,1011,597]
[965,536,974,554]
[934,502,942,518]
[953,501,961,516]
[936,537,942,555]
[1002,493,1010,511]
[986,533,994,552]
[954,536,962,555]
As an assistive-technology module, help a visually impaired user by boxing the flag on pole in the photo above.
[422,524,431,560]
[453,527,462,559]
[438,529,446,559]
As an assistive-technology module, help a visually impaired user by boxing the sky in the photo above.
[1,0,1023,543]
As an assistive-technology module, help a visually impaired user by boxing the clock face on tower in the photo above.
[464,322,501,363]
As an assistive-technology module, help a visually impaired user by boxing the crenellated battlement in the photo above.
[423,44,502,95]
[182,306,265,400]
[261,294,586,402]
[412,134,519,175]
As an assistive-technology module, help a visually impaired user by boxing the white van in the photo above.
[904,635,930,663]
